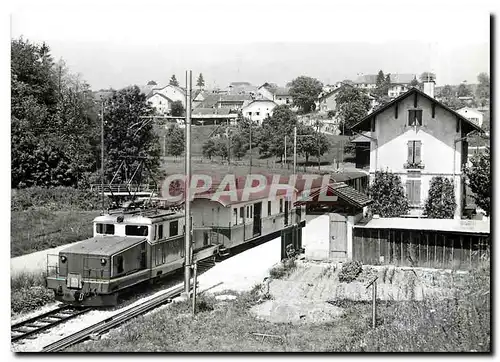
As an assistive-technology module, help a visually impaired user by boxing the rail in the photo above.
[41,285,185,352]
[12,306,91,343]
[90,184,157,194]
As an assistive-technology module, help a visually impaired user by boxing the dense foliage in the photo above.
[169,74,179,86]
[368,170,409,217]
[288,76,323,113]
[465,147,490,216]
[170,100,184,117]
[336,86,371,134]
[424,176,456,218]
[196,73,205,88]
[338,261,363,283]
[11,38,100,188]
[164,125,185,157]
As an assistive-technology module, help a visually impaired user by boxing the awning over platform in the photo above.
[294,182,372,209]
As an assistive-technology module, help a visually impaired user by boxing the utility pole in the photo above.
[293,126,297,175]
[284,135,287,169]
[184,70,193,296]
[101,101,105,213]
[249,120,252,174]
[317,121,321,171]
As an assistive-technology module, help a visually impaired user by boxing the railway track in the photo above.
[42,285,185,352]
[11,306,91,343]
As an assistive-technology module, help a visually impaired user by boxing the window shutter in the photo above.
[414,141,421,163]
[406,180,413,203]
[416,110,423,125]
[408,110,415,126]
[414,180,421,205]
[407,141,414,163]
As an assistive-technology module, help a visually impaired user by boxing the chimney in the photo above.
[423,74,435,98]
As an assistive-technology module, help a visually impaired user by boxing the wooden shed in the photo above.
[352,218,490,269]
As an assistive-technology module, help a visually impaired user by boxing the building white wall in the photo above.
[369,94,464,217]
[155,85,186,108]
[457,108,484,128]
[242,101,277,124]
[147,94,171,115]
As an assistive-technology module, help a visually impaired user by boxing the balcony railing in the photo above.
[90,184,157,194]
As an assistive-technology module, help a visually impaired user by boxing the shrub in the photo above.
[11,272,54,314]
[368,170,409,217]
[338,261,363,283]
[424,176,456,218]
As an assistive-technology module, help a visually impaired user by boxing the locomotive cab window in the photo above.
[169,220,179,237]
[158,224,164,239]
[125,225,148,236]
[96,223,115,235]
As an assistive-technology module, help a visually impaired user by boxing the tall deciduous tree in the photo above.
[257,105,298,159]
[103,86,162,183]
[288,76,323,113]
[476,72,490,106]
[424,176,456,218]
[196,73,205,89]
[457,83,471,97]
[336,86,371,134]
[169,75,179,87]
[296,123,329,164]
[368,171,409,217]
[465,147,490,216]
[376,70,385,87]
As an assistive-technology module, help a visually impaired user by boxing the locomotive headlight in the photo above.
[100,258,107,266]
[60,255,67,263]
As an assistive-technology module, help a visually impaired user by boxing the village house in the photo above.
[457,107,485,128]
[193,92,253,112]
[241,99,277,125]
[387,74,417,98]
[146,93,173,115]
[257,83,293,106]
[227,81,258,96]
[350,79,483,219]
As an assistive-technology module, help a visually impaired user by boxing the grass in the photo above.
[11,209,100,257]
[11,271,54,315]
[67,262,490,352]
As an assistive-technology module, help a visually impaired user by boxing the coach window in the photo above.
[240,206,244,221]
[96,223,115,235]
[158,224,164,240]
[169,220,179,237]
[268,201,272,216]
[125,225,148,236]
[233,208,238,225]
[279,199,283,213]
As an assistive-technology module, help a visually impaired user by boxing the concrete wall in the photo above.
[370,93,464,217]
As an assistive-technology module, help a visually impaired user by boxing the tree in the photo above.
[368,170,409,217]
[465,147,490,216]
[476,72,490,106]
[103,86,161,183]
[376,70,385,88]
[457,83,471,97]
[409,76,419,88]
[11,38,99,188]
[170,100,184,117]
[164,125,185,157]
[441,85,453,98]
[288,76,323,113]
[336,86,371,134]
[169,74,179,87]
[202,138,217,160]
[296,123,330,164]
[424,177,456,218]
[257,105,298,159]
[196,73,205,89]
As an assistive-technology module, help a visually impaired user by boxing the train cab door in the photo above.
[253,202,262,236]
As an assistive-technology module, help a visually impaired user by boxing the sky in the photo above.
[8,1,492,91]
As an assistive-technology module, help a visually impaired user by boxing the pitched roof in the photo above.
[389,73,417,84]
[147,92,173,102]
[318,83,353,101]
[219,94,253,102]
[350,87,483,134]
[354,74,378,84]
[260,83,290,96]
[351,131,372,143]
[294,182,372,208]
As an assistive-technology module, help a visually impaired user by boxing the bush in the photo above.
[368,171,409,217]
[338,261,363,283]
[11,186,108,211]
[424,176,456,218]
[11,272,54,315]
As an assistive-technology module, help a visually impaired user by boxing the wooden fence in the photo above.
[352,227,490,270]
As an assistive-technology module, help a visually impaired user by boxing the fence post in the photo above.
[366,276,378,329]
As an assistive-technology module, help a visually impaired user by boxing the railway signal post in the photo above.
[184,70,193,297]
